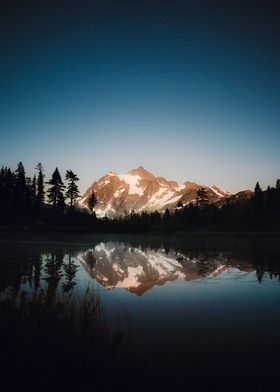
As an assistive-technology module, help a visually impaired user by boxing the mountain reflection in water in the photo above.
[1,236,280,390]
[0,237,280,298]
[79,242,258,295]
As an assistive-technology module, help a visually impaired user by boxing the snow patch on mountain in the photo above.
[210,186,231,198]
[118,174,144,196]
[114,188,125,197]
[146,189,179,209]
[175,184,186,192]
[95,203,115,218]
[149,187,167,203]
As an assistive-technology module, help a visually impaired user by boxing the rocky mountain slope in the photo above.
[79,166,236,217]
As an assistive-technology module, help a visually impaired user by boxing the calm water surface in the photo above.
[1,234,280,390]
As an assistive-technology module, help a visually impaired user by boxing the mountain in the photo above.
[78,242,254,296]
[79,166,247,218]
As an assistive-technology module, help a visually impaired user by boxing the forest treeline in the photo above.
[0,162,279,232]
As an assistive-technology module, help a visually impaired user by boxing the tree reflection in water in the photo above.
[0,236,280,390]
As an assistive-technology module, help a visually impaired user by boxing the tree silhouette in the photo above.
[87,191,97,213]
[163,208,171,224]
[196,187,208,208]
[254,181,264,214]
[62,254,78,293]
[254,181,262,193]
[65,170,80,207]
[30,174,37,204]
[15,162,26,189]
[47,168,65,209]
[44,252,64,301]
[14,162,30,210]
[36,163,45,207]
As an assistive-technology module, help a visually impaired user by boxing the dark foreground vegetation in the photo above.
[1,162,280,232]
[0,290,127,391]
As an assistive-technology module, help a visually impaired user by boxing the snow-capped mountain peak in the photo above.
[126,166,155,179]
[79,167,232,218]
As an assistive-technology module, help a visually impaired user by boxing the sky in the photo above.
[1,0,279,194]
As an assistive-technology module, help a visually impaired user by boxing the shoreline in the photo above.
[0,226,279,247]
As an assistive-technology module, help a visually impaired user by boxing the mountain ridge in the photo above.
[79,167,251,218]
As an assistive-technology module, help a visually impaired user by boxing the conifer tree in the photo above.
[196,187,208,208]
[254,181,262,194]
[25,177,33,206]
[5,168,14,207]
[47,168,65,209]
[62,254,78,293]
[15,162,26,187]
[31,174,37,204]
[254,181,264,214]
[65,170,80,207]
[15,161,29,206]
[87,191,97,213]
[163,208,171,224]
[36,163,45,207]
[57,190,66,210]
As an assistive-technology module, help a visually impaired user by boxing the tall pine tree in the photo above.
[47,168,65,209]
[30,174,37,204]
[15,162,30,208]
[87,191,97,213]
[36,163,45,207]
[254,181,264,214]
[65,170,80,207]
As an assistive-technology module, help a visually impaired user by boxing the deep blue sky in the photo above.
[1,0,279,193]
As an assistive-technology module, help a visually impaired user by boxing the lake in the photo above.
[0,233,280,391]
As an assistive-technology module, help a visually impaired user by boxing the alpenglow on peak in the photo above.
[79,167,232,218]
